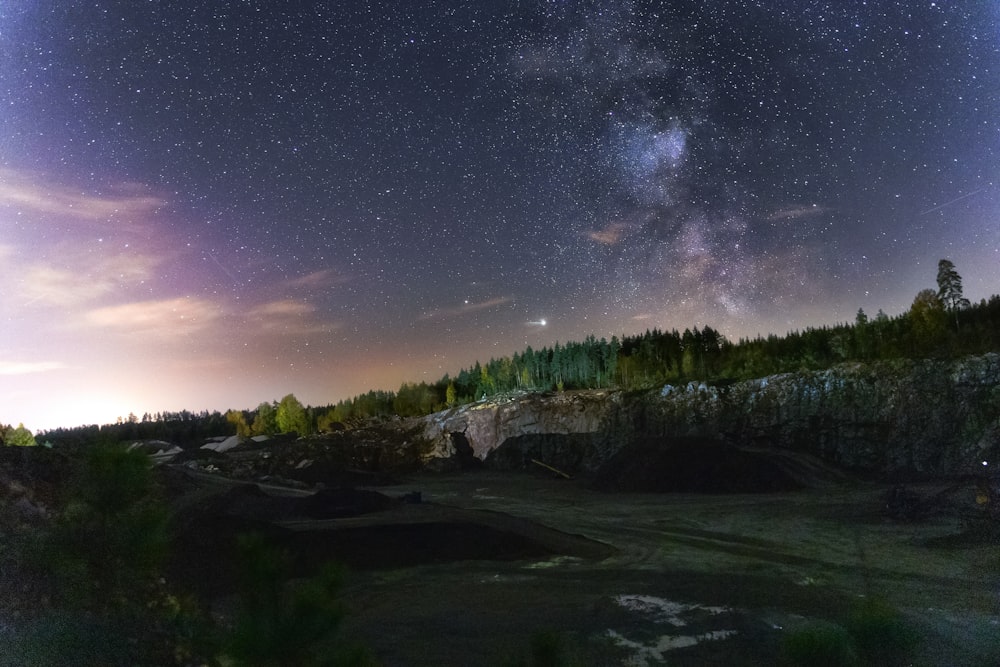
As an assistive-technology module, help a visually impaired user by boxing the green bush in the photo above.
[846,596,920,666]
[780,621,859,667]
[222,533,374,667]
[781,597,919,667]
[498,630,583,667]
[45,444,169,610]
[11,444,214,665]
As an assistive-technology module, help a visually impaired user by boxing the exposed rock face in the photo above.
[416,354,1000,477]
[418,390,621,464]
[649,354,1000,475]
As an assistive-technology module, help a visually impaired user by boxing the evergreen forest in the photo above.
[11,261,1000,446]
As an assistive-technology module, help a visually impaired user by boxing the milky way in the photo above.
[1,1,998,429]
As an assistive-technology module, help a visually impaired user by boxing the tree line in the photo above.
[16,259,999,444]
[34,394,315,448]
[324,259,996,417]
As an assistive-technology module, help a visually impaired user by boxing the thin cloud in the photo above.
[249,299,316,318]
[419,296,512,320]
[587,221,635,246]
[0,360,66,376]
[283,269,349,290]
[247,299,338,335]
[767,204,830,221]
[20,253,160,307]
[84,297,220,336]
[0,169,164,221]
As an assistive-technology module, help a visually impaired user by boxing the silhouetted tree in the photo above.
[909,288,947,354]
[937,258,970,330]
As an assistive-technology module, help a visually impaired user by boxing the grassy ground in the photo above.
[325,471,998,666]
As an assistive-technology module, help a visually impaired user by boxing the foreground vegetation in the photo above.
[2,445,373,665]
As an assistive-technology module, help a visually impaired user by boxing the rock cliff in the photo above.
[416,354,1000,477]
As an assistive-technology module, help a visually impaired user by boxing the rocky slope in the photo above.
[417,354,1000,478]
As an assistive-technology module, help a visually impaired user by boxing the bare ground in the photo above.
[167,466,1000,666]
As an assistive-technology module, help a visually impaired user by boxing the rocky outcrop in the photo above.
[643,354,1000,475]
[415,354,1000,477]
[417,390,621,465]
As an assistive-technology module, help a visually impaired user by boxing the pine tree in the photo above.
[937,259,970,330]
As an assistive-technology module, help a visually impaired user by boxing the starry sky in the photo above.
[2,1,999,431]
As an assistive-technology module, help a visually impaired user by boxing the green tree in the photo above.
[936,259,969,311]
[222,534,372,666]
[445,381,457,408]
[478,365,496,397]
[909,288,947,353]
[226,409,252,437]
[5,423,36,446]
[853,308,872,359]
[316,408,339,432]
[15,445,182,664]
[276,394,310,435]
[252,401,278,435]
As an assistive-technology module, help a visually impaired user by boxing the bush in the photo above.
[845,596,919,666]
[11,444,214,665]
[222,533,374,666]
[498,630,583,667]
[780,621,859,667]
[781,596,919,667]
[46,444,169,609]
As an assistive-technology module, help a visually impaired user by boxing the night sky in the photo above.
[2,1,998,431]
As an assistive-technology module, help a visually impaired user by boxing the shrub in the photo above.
[11,444,213,665]
[845,596,919,666]
[780,621,859,667]
[222,532,374,666]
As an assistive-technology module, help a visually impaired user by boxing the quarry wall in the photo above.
[417,354,1000,476]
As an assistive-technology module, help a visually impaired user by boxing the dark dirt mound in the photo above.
[592,437,803,493]
[164,470,616,598]
[189,483,306,520]
[485,433,608,474]
[167,513,563,598]
[182,484,398,522]
[0,446,74,510]
[302,487,398,518]
[290,521,555,571]
[167,514,286,597]
[283,460,402,487]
